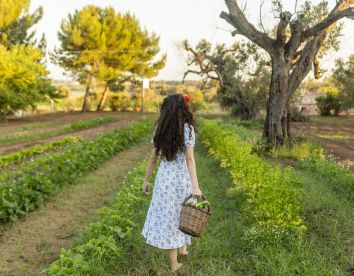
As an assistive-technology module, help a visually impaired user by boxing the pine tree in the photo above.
[52,5,166,112]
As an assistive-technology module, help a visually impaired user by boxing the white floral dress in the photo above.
[141,123,197,249]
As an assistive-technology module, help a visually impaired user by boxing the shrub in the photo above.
[109,91,133,111]
[315,94,341,116]
[289,106,309,122]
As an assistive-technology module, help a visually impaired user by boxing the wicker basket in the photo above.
[178,194,211,237]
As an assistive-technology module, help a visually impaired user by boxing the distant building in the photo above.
[296,92,325,115]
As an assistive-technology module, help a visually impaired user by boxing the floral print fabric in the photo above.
[141,123,196,249]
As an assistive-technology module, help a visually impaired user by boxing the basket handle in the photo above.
[183,194,211,213]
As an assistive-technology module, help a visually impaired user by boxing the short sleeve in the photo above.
[184,123,195,148]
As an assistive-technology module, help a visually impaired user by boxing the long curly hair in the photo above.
[152,93,197,161]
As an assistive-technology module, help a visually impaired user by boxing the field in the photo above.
[0,112,353,275]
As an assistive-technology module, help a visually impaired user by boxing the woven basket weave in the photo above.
[178,194,211,237]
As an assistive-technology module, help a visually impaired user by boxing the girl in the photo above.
[141,93,202,273]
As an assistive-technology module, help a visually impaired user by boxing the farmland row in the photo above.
[0,115,117,145]
[0,136,81,168]
[0,118,154,223]
[42,119,353,274]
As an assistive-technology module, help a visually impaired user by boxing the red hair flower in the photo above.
[184,95,190,103]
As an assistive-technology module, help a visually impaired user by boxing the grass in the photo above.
[310,115,354,125]
[317,133,352,140]
[13,122,55,131]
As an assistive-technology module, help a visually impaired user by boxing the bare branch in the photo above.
[259,1,267,33]
[220,0,275,56]
[285,18,305,61]
[295,0,298,13]
[183,69,204,82]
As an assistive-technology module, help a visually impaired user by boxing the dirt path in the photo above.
[292,120,354,170]
[0,138,152,276]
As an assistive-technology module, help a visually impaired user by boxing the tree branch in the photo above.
[303,6,354,38]
[288,36,323,94]
[183,69,204,82]
[220,0,275,56]
[276,11,292,44]
[285,18,305,61]
[259,1,267,33]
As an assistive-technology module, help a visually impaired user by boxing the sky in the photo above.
[29,0,354,81]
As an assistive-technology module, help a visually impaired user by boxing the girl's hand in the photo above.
[192,187,202,198]
[142,180,150,195]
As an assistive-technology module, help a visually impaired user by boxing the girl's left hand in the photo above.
[142,180,150,195]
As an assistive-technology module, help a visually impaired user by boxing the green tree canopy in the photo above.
[184,39,270,120]
[0,5,45,50]
[52,5,166,111]
[333,55,354,111]
[0,45,58,116]
[0,0,29,29]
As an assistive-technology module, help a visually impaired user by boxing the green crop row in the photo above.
[45,156,156,275]
[0,118,153,223]
[296,150,354,202]
[0,115,117,145]
[0,136,81,168]
[63,115,117,132]
[200,119,306,245]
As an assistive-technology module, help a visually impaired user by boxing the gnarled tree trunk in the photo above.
[263,53,290,145]
[220,0,354,146]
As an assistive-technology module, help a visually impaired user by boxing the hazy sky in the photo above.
[30,0,354,81]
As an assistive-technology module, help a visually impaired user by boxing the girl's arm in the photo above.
[185,147,202,196]
[142,148,158,195]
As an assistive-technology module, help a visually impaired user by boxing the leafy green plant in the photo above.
[200,119,306,245]
[0,136,81,168]
[0,118,153,223]
[190,200,210,211]
[63,116,116,131]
